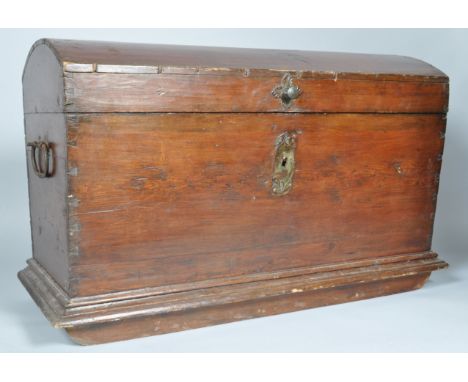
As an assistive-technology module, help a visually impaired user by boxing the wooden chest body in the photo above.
[19,39,449,344]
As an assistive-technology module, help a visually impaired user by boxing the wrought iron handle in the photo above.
[27,141,54,178]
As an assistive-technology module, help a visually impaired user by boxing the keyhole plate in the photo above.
[272,131,297,196]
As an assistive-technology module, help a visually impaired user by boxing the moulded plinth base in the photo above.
[18,251,448,345]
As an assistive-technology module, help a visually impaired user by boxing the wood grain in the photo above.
[63,73,449,113]
[63,251,440,306]
[65,273,432,345]
[24,113,69,291]
[18,253,446,344]
[66,113,445,296]
[19,255,446,345]
[22,43,64,113]
[23,39,448,114]
[31,39,448,81]
[20,39,450,344]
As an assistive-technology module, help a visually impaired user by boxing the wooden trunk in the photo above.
[19,39,449,345]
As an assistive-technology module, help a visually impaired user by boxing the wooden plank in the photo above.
[64,273,432,345]
[96,64,159,74]
[24,113,69,292]
[63,72,449,113]
[23,39,449,114]
[67,251,439,307]
[33,39,448,81]
[19,255,447,344]
[22,44,65,113]
[66,113,445,296]
[63,62,95,73]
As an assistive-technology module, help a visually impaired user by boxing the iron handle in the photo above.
[27,141,54,178]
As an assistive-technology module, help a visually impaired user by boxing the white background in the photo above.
[1,29,467,352]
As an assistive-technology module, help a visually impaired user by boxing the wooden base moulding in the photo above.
[18,251,447,345]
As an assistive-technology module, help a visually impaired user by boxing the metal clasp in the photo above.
[27,141,54,178]
[272,131,297,196]
[272,73,302,107]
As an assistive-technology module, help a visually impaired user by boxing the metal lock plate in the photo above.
[272,73,302,107]
[272,131,297,196]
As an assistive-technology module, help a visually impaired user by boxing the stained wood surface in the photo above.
[24,113,69,291]
[22,39,449,114]
[66,113,445,296]
[19,255,446,345]
[29,39,447,81]
[22,43,64,113]
[20,39,450,344]
[65,273,431,345]
[66,251,440,306]
[63,73,448,114]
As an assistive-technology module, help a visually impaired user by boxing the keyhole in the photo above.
[281,157,288,167]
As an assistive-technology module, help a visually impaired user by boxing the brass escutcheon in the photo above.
[272,131,297,196]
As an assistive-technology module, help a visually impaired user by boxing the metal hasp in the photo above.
[272,73,302,107]
[27,141,54,178]
[272,131,297,196]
